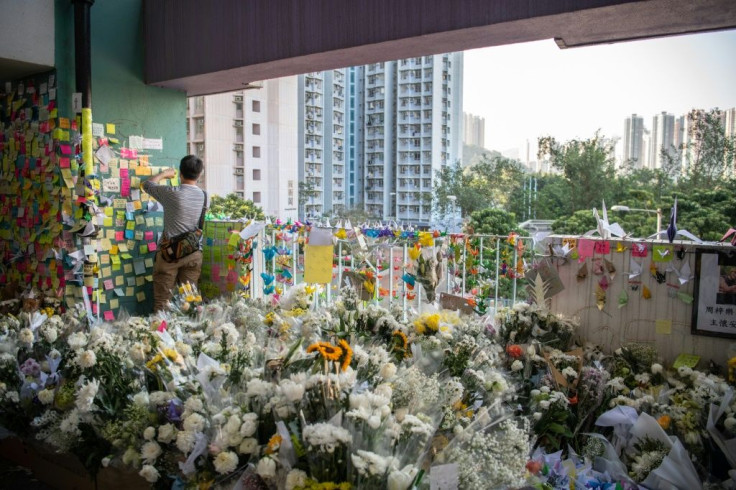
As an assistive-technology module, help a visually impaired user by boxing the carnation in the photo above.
[238,438,258,454]
[256,456,276,478]
[139,464,160,483]
[38,388,55,405]
[182,413,206,432]
[143,427,156,441]
[141,441,162,463]
[157,423,177,444]
[213,450,239,474]
[380,362,397,379]
[511,360,524,372]
[67,332,88,350]
[176,430,197,454]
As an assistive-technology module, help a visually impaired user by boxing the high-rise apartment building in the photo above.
[363,54,464,225]
[463,112,485,148]
[188,53,463,227]
[185,78,299,220]
[649,111,675,169]
[623,114,646,167]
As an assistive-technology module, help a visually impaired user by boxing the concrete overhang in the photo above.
[144,0,736,96]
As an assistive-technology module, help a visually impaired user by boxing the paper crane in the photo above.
[587,200,625,239]
[650,198,702,243]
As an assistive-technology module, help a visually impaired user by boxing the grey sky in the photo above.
[463,29,736,159]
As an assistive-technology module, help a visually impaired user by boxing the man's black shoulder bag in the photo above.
[159,191,207,263]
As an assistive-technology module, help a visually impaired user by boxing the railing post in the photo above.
[494,238,500,311]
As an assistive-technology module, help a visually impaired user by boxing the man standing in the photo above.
[142,155,207,312]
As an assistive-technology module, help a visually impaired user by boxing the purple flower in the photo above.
[20,358,41,377]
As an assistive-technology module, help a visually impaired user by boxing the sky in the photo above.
[463,29,736,160]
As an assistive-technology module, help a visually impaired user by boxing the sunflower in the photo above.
[306,341,343,362]
[391,330,411,359]
[338,339,352,371]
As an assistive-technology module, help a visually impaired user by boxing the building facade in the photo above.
[463,112,485,148]
[623,114,646,168]
[185,78,299,220]
[187,53,463,227]
[649,111,675,169]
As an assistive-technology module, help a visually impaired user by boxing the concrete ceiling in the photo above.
[144,0,736,96]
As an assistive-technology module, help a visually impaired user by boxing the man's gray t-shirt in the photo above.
[142,182,207,240]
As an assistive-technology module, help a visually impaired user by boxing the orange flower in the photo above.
[506,344,523,359]
[306,341,343,361]
[657,415,671,430]
[265,434,282,454]
[568,395,578,405]
[338,339,352,371]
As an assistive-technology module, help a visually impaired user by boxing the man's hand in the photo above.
[146,167,177,185]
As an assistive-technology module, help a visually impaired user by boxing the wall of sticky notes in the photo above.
[200,221,247,298]
[0,72,74,299]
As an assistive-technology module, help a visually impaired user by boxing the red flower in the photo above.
[526,460,543,475]
[506,345,523,359]
[568,395,578,405]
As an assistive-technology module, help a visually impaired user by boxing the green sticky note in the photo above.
[228,232,240,248]
[672,353,700,369]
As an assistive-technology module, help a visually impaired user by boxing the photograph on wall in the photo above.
[692,250,736,338]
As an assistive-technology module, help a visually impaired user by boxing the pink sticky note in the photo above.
[103,279,114,290]
[60,144,71,155]
[104,310,115,321]
[59,157,70,168]
[144,231,154,240]
[157,320,167,332]
[594,241,610,254]
[148,242,157,252]
[577,239,595,262]
[120,168,129,178]
[115,231,124,241]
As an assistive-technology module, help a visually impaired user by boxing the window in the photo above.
[253,192,261,203]
[252,146,261,158]
[252,123,261,135]
[252,169,261,181]
[252,100,261,112]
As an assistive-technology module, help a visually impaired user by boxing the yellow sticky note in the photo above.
[110,298,119,309]
[106,123,116,134]
[136,276,145,286]
[304,245,333,284]
[123,264,133,274]
[655,319,672,335]
[672,353,700,369]
[103,217,113,227]
[144,258,154,268]
[110,245,119,255]
[136,291,146,302]
[126,287,134,296]
[115,275,124,286]
[104,207,114,217]
[100,266,112,277]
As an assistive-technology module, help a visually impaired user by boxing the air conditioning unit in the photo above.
[234,168,244,175]
[234,95,243,102]
[234,120,243,127]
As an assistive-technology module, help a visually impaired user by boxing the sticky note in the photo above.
[106,123,116,134]
[115,276,124,286]
[104,310,115,321]
[672,353,700,369]
[148,242,157,252]
[655,319,672,335]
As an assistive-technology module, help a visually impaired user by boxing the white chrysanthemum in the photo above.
[38,388,55,405]
[143,426,156,441]
[75,378,100,412]
[511,360,524,372]
[239,413,258,437]
[157,423,177,444]
[77,350,97,368]
[129,343,146,363]
[213,450,239,474]
[132,391,149,406]
[18,328,34,345]
[651,363,663,374]
[388,465,419,490]
[141,441,162,463]
[238,437,258,454]
[184,396,204,413]
[182,412,206,433]
[176,430,196,454]
[285,469,308,490]
[175,341,193,357]
[724,417,736,431]
[67,332,88,350]
[41,326,58,343]
[59,409,81,435]
[280,379,305,403]
[139,464,160,483]
[380,362,397,379]
[256,456,276,478]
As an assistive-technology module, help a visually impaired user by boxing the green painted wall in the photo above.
[53,0,187,315]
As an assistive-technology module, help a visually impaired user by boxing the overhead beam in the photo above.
[144,0,736,96]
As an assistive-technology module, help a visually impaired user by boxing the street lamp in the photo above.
[610,205,662,236]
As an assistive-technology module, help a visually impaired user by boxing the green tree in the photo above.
[467,208,521,235]
[551,210,597,235]
[538,133,617,215]
[207,193,265,220]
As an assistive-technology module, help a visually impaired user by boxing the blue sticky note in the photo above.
[124,229,134,239]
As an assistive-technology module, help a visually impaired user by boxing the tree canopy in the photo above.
[207,193,265,220]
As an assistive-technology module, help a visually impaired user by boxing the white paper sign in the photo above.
[128,135,144,150]
[92,123,104,137]
[143,137,163,150]
[95,145,114,165]
[72,93,82,113]
[102,178,120,193]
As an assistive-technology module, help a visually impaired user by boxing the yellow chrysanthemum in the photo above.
[418,232,434,247]
[265,434,282,455]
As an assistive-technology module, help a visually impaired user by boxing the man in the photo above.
[142,155,207,312]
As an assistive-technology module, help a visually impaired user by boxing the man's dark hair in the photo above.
[179,155,204,180]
